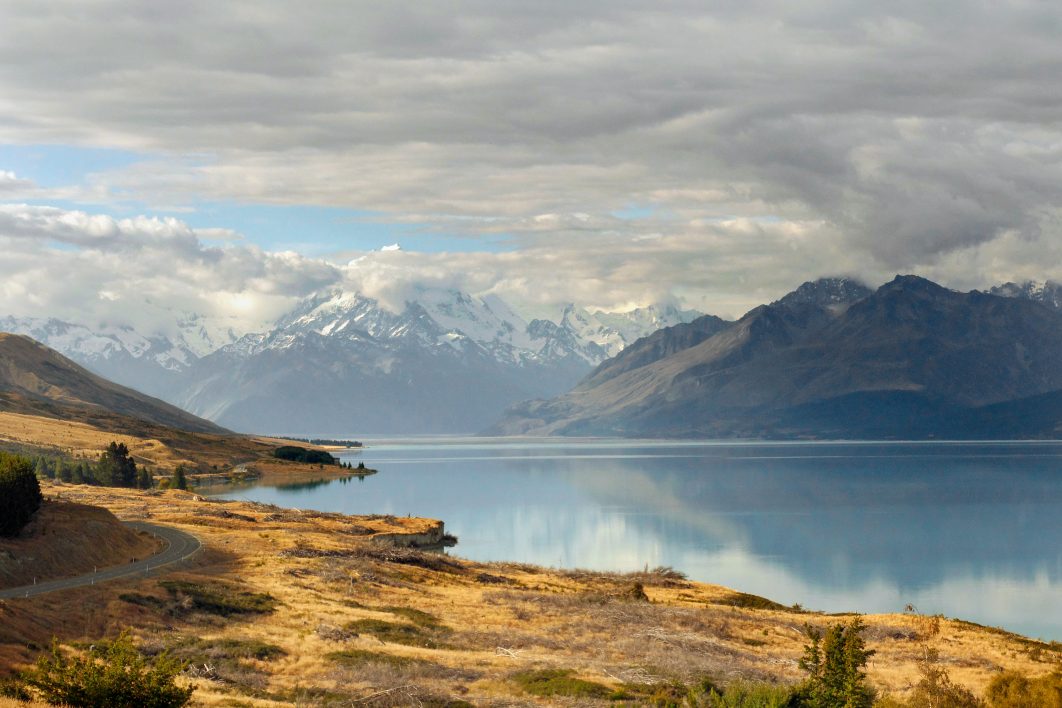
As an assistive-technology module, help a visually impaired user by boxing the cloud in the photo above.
[0,204,340,335]
[3,2,1062,308]
[0,171,36,194]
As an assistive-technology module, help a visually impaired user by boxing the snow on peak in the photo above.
[255,287,702,368]
[988,280,1062,311]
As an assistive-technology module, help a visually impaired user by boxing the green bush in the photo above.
[20,633,193,707]
[707,681,796,706]
[985,671,1062,708]
[512,669,612,699]
[159,580,278,616]
[0,452,42,536]
[795,617,876,707]
[344,617,451,649]
[272,445,337,465]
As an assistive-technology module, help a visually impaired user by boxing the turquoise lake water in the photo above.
[213,439,1062,641]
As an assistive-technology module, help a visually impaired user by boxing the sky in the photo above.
[3,1,1062,335]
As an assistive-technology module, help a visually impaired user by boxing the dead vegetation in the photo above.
[0,500,160,588]
[0,483,1058,706]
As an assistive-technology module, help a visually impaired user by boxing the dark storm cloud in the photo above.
[3,1,1062,308]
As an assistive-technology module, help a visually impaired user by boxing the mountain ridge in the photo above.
[0,333,227,435]
[487,275,1062,439]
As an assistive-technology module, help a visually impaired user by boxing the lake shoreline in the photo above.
[214,438,1062,642]
[3,481,1057,705]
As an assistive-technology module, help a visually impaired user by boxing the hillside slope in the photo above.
[0,333,226,435]
[0,501,159,588]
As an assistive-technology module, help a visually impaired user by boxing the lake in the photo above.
[213,439,1062,641]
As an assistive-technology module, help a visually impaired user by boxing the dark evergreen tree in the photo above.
[137,467,154,490]
[96,442,137,487]
[0,453,43,537]
[173,465,189,491]
[796,617,876,707]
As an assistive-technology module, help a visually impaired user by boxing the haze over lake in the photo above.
[215,439,1062,641]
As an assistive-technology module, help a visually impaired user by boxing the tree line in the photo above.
[29,442,188,491]
[0,452,43,536]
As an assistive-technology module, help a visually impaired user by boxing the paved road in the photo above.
[0,522,201,600]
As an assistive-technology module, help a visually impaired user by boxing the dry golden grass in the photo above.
[0,500,160,588]
[0,483,1057,707]
[0,410,189,466]
[0,411,354,485]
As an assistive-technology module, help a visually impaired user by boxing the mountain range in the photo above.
[0,290,701,435]
[489,276,1062,439]
[8,275,1062,438]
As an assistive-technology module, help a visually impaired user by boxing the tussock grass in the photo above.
[345,617,452,649]
[12,482,1057,707]
[714,591,794,612]
[511,668,613,698]
[168,637,287,662]
[159,580,278,616]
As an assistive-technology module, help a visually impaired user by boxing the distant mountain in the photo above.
[488,276,1062,439]
[988,280,1062,312]
[0,333,226,434]
[581,314,732,388]
[170,289,702,434]
[1,292,701,435]
[0,315,237,400]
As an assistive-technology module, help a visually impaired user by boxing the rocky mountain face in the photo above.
[988,280,1062,311]
[0,290,701,435]
[489,276,1062,439]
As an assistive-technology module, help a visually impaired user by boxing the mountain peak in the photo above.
[774,277,872,309]
[879,274,949,295]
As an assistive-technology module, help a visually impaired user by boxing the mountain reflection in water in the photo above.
[213,439,1062,640]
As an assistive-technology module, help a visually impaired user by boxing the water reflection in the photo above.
[214,440,1062,640]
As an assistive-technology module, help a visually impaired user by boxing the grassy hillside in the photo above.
[0,500,159,588]
[1,483,1057,706]
[0,334,346,475]
[0,333,226,435]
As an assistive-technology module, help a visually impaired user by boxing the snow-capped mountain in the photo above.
[0,315,211,399]
[249,287,700,371]
[545,303,706,361]
[0,316,194,370]
[0,288,701,435]
[169,288,702,434]
[988,280,1062,311]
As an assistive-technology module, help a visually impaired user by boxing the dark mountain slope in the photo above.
[582,314,731,388]
[489,276,1062,439]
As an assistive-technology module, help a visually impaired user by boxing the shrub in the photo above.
[158,580,278,616]
[272,446,337,465]
[20,633,193,707]
[344,617,451,649]
[512,669,612,699]
[795,617,876,708]
[985,671,1062,708]
[903,647,983,707]
[0,452,42,536]
[707,680,795,706]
